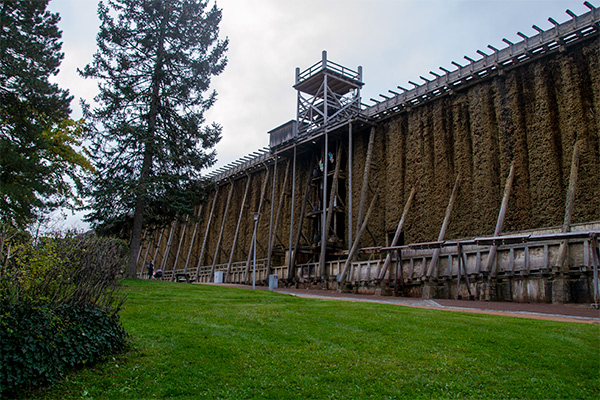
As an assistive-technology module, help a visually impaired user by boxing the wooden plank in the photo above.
[378,185,416,280]
[426,174,460,279]
[339,192,378,283]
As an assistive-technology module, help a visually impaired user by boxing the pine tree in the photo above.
[81,0,228,278]
[0,0,92,228]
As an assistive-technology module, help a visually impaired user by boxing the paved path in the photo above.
[198,283,600,324]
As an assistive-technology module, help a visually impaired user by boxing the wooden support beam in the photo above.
[292,157,317,277]
[266,159,278,276]
[211,182,234,281]
[172,215,189,273]
[136,229,148,266]
[557,140,582,269]
[324,142,343,243]
[426,174,460,279]
[378,185,416,280]
[288,146,297,277]
[320,132,329,281]
[484,161,515,276]
[226,174,252,280]
[456,243,473,298]
[268,161,290,276]
[196,187,219,277]
[152,227,165,264]
[141,229,156,275]
[244,166,270,283]
[348,123,353,249]
[161,220,178,279]
[183,204,203,274]
[339,192,379,284]
[356,127,376,236]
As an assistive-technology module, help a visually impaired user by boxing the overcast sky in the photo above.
[45,0,592,229]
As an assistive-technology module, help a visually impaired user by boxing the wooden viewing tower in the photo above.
[269,51,370,283]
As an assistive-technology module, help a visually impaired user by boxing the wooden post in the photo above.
[288,146,297,274]
[378,185,416,280]
[211,181,234,281]
[152,227,165,264]
[292,157,317,277]
[426,174,460,279]
[160,220,177,279]
[266,159,278,275]
[183,204,203,274]
[226,174,252,279]
[320,132,329,280]
[356,127,375,235]
[339,192,378,283]
[557,140,582,269]
[324,142,343,245]
[484,161,515,277]
[348,123,353,249]
[268,162,290,276]
[141,229,156,276]
[196,187,219,277]
[136,229,148,266]
[456,243,473,298]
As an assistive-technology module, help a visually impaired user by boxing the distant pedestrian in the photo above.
[146,261,154,279]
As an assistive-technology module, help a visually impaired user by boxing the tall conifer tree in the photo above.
[81,0,227,277]
[0,0,91,228]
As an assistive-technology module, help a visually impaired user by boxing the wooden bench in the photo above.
[175,273,192,283]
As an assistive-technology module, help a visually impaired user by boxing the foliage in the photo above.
[0,0,93,228]
[0,303,127,397]
[0,233,129,396]
[22,280,600,399]
[80,0,228,276]
[1,233,127,309]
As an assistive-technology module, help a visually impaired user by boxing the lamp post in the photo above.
[252,212,260,289]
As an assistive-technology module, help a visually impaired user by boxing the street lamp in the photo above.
[252,212,260,289]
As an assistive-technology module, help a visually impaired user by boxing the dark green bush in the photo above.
[0,233,129,396]
[0,302,127,396]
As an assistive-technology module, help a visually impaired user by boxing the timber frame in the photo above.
[137,3,600,306]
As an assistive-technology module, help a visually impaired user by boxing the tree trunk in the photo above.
[124,14,167,278]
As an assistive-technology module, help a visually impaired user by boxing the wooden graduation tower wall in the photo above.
[136,4,600,305]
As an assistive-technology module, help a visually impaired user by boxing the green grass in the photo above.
[22,280,599,399]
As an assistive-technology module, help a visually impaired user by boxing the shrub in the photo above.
[0,233,129,396]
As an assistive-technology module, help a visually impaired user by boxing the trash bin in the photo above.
[214,271,224,283]
[268,274,278,291]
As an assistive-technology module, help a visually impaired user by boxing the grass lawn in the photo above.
[22,279,599,399]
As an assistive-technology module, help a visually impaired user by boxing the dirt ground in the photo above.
[199,283,600,324]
